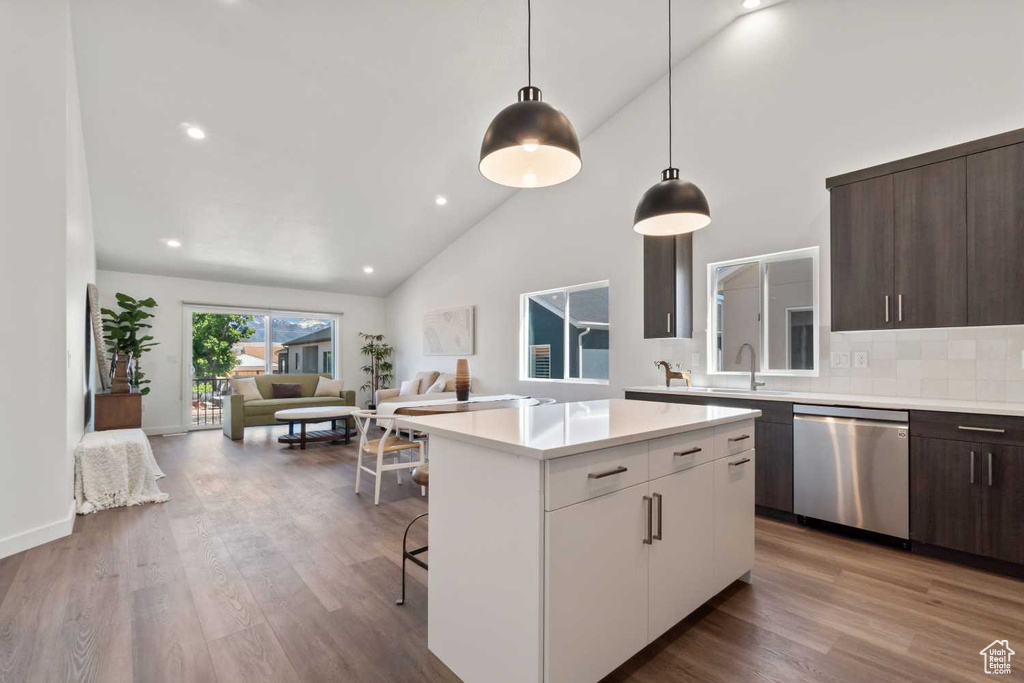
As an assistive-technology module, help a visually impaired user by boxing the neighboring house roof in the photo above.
[234,352,266,368]
[282,326,332,346]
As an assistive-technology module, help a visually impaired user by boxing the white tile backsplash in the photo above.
[686,325,1024,404]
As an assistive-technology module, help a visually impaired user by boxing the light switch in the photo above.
[831,351,850,368]
[690,352,701,369]
[854,351,869,369]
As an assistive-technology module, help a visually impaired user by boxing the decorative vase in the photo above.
[455,358,470,401]
[111,350,131,394]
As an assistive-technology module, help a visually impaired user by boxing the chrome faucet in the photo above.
[736,343,766,391]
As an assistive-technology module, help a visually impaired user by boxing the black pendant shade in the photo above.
[633,167,711,235]
[633,0,711,235]
[479,0,582,189]
[480,86,582,188]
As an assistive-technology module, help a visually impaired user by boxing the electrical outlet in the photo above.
[831,351,851,369]
[690,352,701,369]
[854,351,869,369]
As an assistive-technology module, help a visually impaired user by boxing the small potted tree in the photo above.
[359,332,394,408]
[101,293,159,394]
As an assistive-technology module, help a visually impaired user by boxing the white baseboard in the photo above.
[144,424,189,436]
[0,499,76,560]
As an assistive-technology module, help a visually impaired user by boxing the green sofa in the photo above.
[223,373,356,440]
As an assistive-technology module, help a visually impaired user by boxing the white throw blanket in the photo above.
[74,428,169,514]
[376,394,528,416]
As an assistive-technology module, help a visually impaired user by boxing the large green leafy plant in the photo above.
[359,332,394,405]
[101,293,158,394]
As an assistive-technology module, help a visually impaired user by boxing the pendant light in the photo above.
[479,0,582,188]
[633,0,711,235]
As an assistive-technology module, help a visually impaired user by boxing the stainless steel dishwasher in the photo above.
[793,405,909,541]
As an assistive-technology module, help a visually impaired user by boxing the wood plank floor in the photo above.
[1,425,1022,682]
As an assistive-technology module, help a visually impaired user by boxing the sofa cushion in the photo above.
[413,371,440,393]
[245,396,347,417]
[399,379,420,396]
[230,377,262,402]
[271,383,303,399]
[314,376,344,397]
[254,373,326,399]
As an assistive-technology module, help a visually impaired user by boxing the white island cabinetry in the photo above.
[397,399,759,683]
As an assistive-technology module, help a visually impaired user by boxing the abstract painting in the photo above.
[423,306,474,355]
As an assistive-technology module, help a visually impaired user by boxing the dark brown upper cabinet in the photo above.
[893,158,967,328]
[968,141,1024,326]
[830,175,895,331]
[643,234,692,339]
[827,127,1024,331]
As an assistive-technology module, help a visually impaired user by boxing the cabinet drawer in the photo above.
[910,411,1024,448]
[648,428,715,480]
[545,442,648,511]
[713,450,756,592]
[715,420,756,456]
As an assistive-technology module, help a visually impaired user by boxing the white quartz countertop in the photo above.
[395,398,760,460]
[624,385,1024,417]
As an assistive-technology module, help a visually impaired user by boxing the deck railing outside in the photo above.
[192,377,230,427]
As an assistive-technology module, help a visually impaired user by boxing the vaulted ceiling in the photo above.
[72,0,772,296]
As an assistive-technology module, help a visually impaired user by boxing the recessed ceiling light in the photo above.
[435,195,448,206]
[185,126,206,140]
[741,0,762,9]
[363,266,374,274]
[165,239,182,248]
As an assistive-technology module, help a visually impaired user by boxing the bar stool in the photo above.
[396,465,429,606]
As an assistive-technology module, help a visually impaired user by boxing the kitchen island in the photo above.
[397,398,760,683]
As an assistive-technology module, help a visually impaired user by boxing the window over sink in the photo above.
[520,281,610,384]
[707,247,819,376]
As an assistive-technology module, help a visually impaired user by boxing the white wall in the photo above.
[385,0,1024,401]
[0,0,95,558]
[96,270,387,432]
[67,20,98,488]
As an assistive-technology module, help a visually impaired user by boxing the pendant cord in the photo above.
[528,0,532,86]
[668,0,672,169]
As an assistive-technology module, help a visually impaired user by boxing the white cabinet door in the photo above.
[713,450,756,592]
[647,462,714,640]
[545,482,650,683]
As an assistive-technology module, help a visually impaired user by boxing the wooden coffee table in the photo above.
[275,406,357,449]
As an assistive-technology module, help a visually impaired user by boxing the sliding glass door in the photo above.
[185,306,338,429]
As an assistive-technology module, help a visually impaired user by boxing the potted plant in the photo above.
[101,293,159,394]
[359,332,394,408]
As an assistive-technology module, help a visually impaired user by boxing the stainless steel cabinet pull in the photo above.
[958,425,1006,434]
[652,493,663,541]
[674,447,702,457]
[885,295,890,323]
[729,457,752,467]
[666,313,671,333]
[643,495,653,545]
[728,434,751,443]
[588,466,628,480]
[970,451,976,484]
[988,452,994,487]
[897,294,903,322]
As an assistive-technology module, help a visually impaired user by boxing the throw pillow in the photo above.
[399,379,420,397]
[272,383,303,399]
[230,377,262,402]
[425,376,447,393]
[314,376,344,397]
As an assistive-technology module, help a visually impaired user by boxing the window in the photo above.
[520,281,609,383]
[707,247,819,376]
[323,350,333,374]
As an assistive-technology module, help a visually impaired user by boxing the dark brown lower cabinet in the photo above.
[910,437,982,554]
[981,444,1024,564]
[911,437,1023,564]
[755,421,793,512]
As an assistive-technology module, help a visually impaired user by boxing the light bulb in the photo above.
[522,142,539,153]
